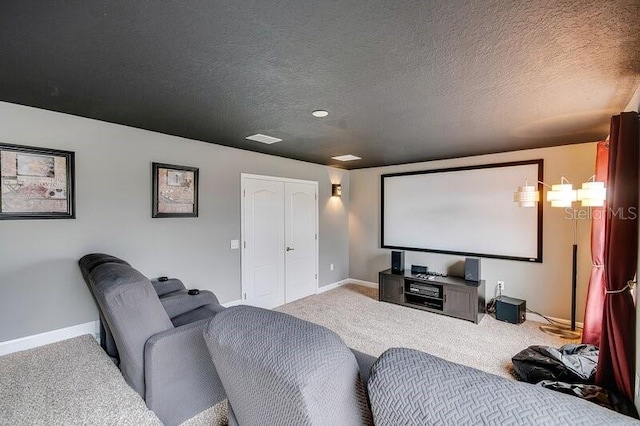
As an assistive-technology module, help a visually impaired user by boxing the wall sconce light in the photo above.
[332,184,342,197]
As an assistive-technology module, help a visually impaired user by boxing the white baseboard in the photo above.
[346,278,379,289]
[222,299,242,308]
[0,320,100,357]
[317,279,350,294]
[526,312,583,328]
[317,278,378,294]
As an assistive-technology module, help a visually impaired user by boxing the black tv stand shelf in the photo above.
[379,269,486,324]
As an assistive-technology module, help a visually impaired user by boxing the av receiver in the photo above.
[407,282,441,298]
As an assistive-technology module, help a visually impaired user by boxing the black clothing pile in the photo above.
[512,343,637,418]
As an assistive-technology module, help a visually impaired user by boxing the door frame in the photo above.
[240,173,319,306]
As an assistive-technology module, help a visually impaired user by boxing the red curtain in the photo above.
[581,141,609,346]
[595,111,639,401]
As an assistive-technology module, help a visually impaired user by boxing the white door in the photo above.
[241,175,318,308]
[242,178,285,309]
[285,182,318,303]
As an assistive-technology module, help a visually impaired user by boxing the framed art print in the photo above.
[0,143,75,220]
[152,162,199,218]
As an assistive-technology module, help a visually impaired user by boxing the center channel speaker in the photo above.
[391,251,405,274]
[464,257,481,282]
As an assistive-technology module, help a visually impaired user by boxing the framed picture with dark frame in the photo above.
[152,162,199,218]
[0,143,75,220]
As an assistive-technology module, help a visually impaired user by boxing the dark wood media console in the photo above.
[379,269,486,324]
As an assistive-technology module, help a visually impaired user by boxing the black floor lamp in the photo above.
[538,217,580,339]
[514,177,606,339]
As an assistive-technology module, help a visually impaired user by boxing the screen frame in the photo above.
[381,159,544,262]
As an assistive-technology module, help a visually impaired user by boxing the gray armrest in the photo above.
[144,319,227,426]
[151,278,185,296]
[171,303,226,327]
[159,289,219,318]
[367,348,637,425]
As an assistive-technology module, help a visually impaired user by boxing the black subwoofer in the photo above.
[495,296,526,324]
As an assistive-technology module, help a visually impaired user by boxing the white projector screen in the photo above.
[381,160,543,262]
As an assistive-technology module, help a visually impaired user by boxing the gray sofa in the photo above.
[204,305,639,426]
[79,254,227,426]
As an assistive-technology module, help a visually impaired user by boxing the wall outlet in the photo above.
[230,239,240,250]
[497,281,505,291]
[330,263,334,271]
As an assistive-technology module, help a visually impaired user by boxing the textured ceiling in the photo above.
[0,1,638,169]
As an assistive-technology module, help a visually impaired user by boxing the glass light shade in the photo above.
[546,183,577,208]
[577,181,606,207]
[513,185,539,207]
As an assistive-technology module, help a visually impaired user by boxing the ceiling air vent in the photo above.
[245,134,282,144]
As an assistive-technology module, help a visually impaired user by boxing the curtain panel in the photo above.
[595,111,638,401]
[581,141,609,346]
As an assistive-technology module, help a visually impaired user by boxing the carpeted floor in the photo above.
[275,283,571,379]
[0,334,161,426]
[0,283,573,425]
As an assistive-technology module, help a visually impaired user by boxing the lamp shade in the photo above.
[513,185,539,207]
[546,183,577,208]
[577,181,606,207]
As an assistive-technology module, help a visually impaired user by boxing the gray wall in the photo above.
[349,143,597,321]
[0,102,350,342]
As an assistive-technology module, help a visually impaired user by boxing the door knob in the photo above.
[286,247,295,251]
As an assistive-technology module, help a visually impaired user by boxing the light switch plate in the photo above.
[230,239,240,250]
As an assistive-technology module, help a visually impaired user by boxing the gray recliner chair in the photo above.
[79,253,227,426]
[203,305,374,426]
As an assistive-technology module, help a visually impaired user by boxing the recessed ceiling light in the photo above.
[312,110,329,118]
[245,133,282,144]
[332,154,361,162]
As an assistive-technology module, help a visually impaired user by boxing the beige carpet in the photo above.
[0,334,161,426]
[180,401,227,426]
[276,283,571,379]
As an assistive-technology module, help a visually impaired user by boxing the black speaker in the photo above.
[495,296,526,324]
[464,257,481,282]
[391,251,405,274]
